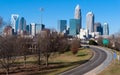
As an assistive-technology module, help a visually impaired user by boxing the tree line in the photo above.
[0,16,81,74]
[96,33,120,51]
[0,31,80,75]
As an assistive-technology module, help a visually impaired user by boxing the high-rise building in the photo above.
[26,25,30,34]
[69,4,82,36]
[36,24,45,34]
[30,23,36,36]
[74,4,81,19]
[86,12,94,33]
[19,17,26,31]
[58,20,67,33]
[94,22,103,35]
[69,19,80,36]
[19,17,26,35]
[103,23,109,35]
[11,14,19,34]
[74,4,82,29]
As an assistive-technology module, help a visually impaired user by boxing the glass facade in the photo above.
[94,22,103,35]
[26,25,29,33]
[69,19,80,36]
[58,20,67,33]
[19,17,26,31]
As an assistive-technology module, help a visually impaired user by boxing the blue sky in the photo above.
[0,0,120,34]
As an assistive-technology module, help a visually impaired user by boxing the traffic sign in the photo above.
[102,39,109,45]
[113,52,117,59]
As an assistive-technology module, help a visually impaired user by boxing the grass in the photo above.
[14,55,38,64]
[98,49,120,75]
[0,48,93,75]
[98,60,120,75]
[42,48,93,75]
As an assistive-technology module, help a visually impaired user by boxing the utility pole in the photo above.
[40,8,44,24]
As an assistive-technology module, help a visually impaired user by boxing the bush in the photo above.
[70,39,80,54]
[89,40,98,45]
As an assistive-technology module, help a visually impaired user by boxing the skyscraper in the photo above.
[30,23,36,36]
[94,22,103,35]
[74,4,82,29]
[58,20,67,33]
[19,17,26,32]
[103,23,109,35]
[11,14,19,34]
[86,12,94,33]
[69,19,80,36]
[74,4,81,19]
[26,25,30,34]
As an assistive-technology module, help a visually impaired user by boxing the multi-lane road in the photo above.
[60,46,113,75]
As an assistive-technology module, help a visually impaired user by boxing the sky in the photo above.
[0,0,120,34]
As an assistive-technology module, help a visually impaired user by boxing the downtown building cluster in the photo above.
[58,4,109,40]
[3,4,109,39]
[3,14,45,37]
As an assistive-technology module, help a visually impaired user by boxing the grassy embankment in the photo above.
[0,48,93,75]
[99,49,120,75]
[36,49,92,75]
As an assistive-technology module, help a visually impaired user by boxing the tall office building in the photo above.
[69,19,80,36]
[103,23,109,35]
[19,17,26,32]
[86,12,94,33]
[74,4,82,29]
[58,20,67,33]
[74,4,81,19]
[30,23,36,36]
[11,14,19,34]
[26,25,30,34]
[94,22,103,35]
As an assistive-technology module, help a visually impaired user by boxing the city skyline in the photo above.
[0,0,120,34]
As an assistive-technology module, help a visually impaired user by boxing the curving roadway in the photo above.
[59,46,113,75]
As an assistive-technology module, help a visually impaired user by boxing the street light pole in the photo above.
[40,8,44,24]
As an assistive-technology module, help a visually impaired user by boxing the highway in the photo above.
[60,46,112,75]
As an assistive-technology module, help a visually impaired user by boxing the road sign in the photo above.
[113,52,117,59]
[102,39,109,45]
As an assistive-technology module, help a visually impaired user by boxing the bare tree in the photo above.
[70,38,80,54]
[57,35,69,53]
[37,31,69,67]
[41,32,50,67]
[0,36,17,75]
[17,37,31,68]
[0,16,3,26]
[97,37,103,46]
[0,16,3,34]
[36,34,42,70]
[112,33,120,50]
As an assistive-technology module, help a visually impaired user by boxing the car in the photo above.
[83,46,90,48]
[86,46,90,48]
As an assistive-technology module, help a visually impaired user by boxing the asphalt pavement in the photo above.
[59,46,108,75]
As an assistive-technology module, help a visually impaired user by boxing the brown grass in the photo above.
[0,48,93,75]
